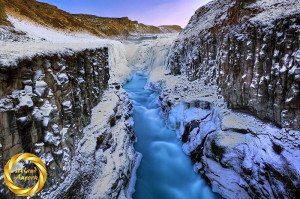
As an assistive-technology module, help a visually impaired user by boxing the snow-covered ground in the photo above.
[0,15,177,83]
[0,16,108,67]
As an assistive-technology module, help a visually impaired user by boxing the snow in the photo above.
[146,7,300,196]
[0,15,178,87]
[57,73,69,84]
[0,15,111,68]
[18,95,34,108]
[8,16,102,43]
[35,80,48,97]
[33,33,173,194]
[42,86,139,199]
[44,131,61,147]
[149,66,223,106]
[32,108,43,121]
[149,64,300,198]
[62,101,72,109]
[179,0,232,39]
[0,15,176,198]
[248,0,300,24]
[184,108,210,123]
[176,0,300,43]
[1,0,299,197]
[40,100,56,117]
[40,152,55,166]
[126,152,143,199]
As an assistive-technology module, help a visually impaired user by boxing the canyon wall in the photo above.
[168,0,300,130]
[165,0,300,198]
[0,49,110,196]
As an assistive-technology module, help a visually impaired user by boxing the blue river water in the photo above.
[124,73,220,199]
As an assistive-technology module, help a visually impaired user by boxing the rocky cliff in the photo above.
[0,48,113,197]
[168,0,300,130]
[164,0,300,198]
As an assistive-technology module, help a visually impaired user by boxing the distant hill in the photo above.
[73,14,162,36]
[159,25,183,33]
[0,0,182,37]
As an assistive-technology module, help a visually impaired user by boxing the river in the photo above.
[124,73,220,199]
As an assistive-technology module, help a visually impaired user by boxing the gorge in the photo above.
[124,73,220,199]
[0,0,300,199]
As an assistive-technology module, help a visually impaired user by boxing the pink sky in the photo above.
[39,0,213,27]
[132,0,213,27]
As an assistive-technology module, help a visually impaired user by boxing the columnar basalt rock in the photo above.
[164,0,300,198]
[167,0,300,130]
[0,48,110,196]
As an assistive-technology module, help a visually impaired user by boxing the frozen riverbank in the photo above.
[148,63,300,199]
[124,73,220,199]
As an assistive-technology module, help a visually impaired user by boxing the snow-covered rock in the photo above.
[0,15,178,198]
[167,0,300,130]
[0,47,113,197]
[150,67,300,198]
[162,0,300,198]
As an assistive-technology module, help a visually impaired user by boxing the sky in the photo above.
[38,0,212,27]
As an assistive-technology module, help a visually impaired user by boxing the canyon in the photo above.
[0,0,300,199]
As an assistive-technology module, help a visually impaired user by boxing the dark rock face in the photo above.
[167,0,300,130]
[219,15,300,130]
[44,91,137,199]
[166,0,300,198]
[0,48,109,196]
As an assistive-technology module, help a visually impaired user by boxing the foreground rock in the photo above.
[43,89,137,199]
[0,48,137,198]
[150,66,300,199]
[153,0,300,198]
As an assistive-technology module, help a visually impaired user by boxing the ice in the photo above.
[41,153,55,166]
[32,107,43,121]
[44,131,61,147]
[18,95,34,108]
[126,152,143,199]
[62,101,72,109]
[57,73,69,84]
[35,80,48,97]
[184,108,210,123]
[60,128,69,137]
[40,100,55,117]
